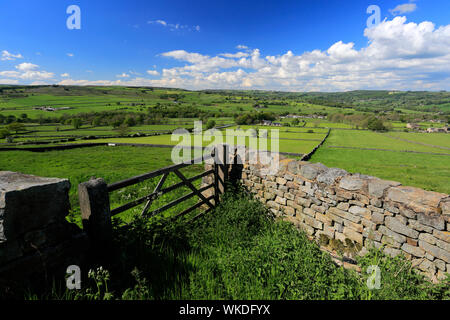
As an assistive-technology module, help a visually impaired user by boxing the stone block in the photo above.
[371,212,385,225]
[384,247,402,258]
[295,197,311,208]
[419,240,450,263]
[303,207,316,217]
[441,201,450,215]
[276,177,287,185]
[385,216,419,239]
[401,243,425,258]
[339,175,365,191]
[416,213,445,231]
[348,206,371,220]
[367,205,384,213]
[316,168,347,185]
[328,207,360,223]
[433,230,450,243]
[304,215,323,230]
[369,198,383,208]
[0,171,70,242]
[418,233,437,245]
[336,202,350,211]
[378,225,406,244]
[408,219,434,233]
[363,228,382,242]
[368,179,401,198]
[386,186,447,214]
[300,163,327,180]
[343,219,363,233]
[381,235,402,249]
[315,212,332,226]
[343,227,363,244]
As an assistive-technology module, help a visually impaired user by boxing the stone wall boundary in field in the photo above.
[213,146,450,282]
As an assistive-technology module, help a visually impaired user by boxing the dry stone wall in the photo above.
[233,154,450,281]
[0,171,88,294]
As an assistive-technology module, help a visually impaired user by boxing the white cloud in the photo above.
[19,70,54,80]
[389,3,417,16]
[1,63,54,82]
[43,16,450,92]
[30,81,51,85]
[148,19,200,32]
[0,71,21,78]
[236,45,249,50]
[147,17,450,91]
[1,50,23,61]
[16,62,39,72]
[67,53,74,57]
[146,70,159,76]
[61,73,70,77]
[149,20,167,26]
[220,52,249,59]
[116,72,130,78]
[0,79,19,84]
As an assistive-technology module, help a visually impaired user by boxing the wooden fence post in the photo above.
[78,178,112,262]
[222,144,229,192]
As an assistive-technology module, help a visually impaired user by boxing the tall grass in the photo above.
[24,186,449,300]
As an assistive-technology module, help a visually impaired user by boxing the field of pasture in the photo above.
[0,146,204,225]
[311,129,450,193]
[70,126,327,155]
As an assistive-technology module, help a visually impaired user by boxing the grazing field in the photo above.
[385,132,450,149]
[323,129,450,154]
[0,146,204,225]
[72,131,325,155]
[311,144,450,194]
[303,120,354,129]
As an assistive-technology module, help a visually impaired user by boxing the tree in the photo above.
[206,119,216,129]
[124,116,136,127]
[292,118,300,126]
[92,117,102,127]
[0,128,11,139]
[367,117,387,131]
[72,118,82,129]
[116,124,131,136]
[7,122,25,134]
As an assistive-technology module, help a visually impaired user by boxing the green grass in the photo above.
[304,120,354,129]
[309,128,450,193]
[25,188,450,300]
[310,147,450,194]
[386,132,450,149]
[0,146,204,225]
[73,133,321,154]
[324,129,450,154]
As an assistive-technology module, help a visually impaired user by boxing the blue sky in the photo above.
[0,0,449,91]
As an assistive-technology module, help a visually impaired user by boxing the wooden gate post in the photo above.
[222,143,229,190]
[78,178,112,261]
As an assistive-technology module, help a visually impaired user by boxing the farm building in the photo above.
[406,123,420,130]
[426,127,448,133]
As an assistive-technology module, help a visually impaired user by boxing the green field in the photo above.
[72,132,323,155]
[323,129,450,154]
[385,132,450,149]
[311,133,450,193]
[0,146,204,224]
[1,85,449,194]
